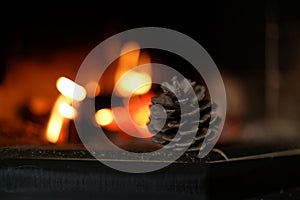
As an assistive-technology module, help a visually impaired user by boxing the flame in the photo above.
[95,94,154,138]
[114,42,140,84]
[46,77,86,143]
[132,104,153,138]
[56,77,86,101]
[116,71,152,97]
[46,96,68,143]
[58,102,77,119]
[132,104,151,127]
[95,108,114,126]
[129,93,154,138]
[114,42,152,97]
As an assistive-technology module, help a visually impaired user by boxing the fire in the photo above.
[95,108,114,126]
[116,71,152,97]
[132,104,151,127]
[47,41,154,143]
[95,42,154,138]
[46,77,86,143]
[114,42,152,97]
[97,93,154,138]
[46,96,67,143]
[114,41,140,85]
[56,77,86,101]
[128,93,153,128]
[58,102,77,119]
[129,93,154,138]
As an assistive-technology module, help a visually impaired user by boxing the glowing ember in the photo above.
[46,77,87,143]
[58,102,77,119]
[28,97,51,115]
[114,41,140,85]
[56,77,86,101]
[116,71,152,97]
[114,42,152,97]
[132,104,151,127]
[95,108,114,126]
[46,96,67,143]
[129,93,154,138]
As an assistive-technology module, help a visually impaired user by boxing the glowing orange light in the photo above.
[58,102,76,119]
[132,104,151,127]
[95,108,114,126]
[116,71,152,97]
[114,42,140,84]
[56,77,86,101]
[114,42,152,97]
[128,92,154,138]
[46,77,85,143]
[132,104,153,138]
[28,97,51,115]
[46,96,68,143]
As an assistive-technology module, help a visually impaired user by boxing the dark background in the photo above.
[0,0,299,120]
[0,1,266,75]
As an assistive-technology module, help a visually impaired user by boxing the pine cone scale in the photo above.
[148,76,218,154]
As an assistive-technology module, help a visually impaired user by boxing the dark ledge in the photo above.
[0,145,227,163]
[0,146,300,199]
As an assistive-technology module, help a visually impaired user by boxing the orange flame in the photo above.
[56,77,86,101]
[58,102,77,119]
[129,93,154,138]
[46,77,86,143]
[114,42,152,97]
[95,108,114,126]
[96,94,154,138]
[46,96,68,143]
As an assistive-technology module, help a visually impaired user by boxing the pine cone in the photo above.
[148,76,219,153]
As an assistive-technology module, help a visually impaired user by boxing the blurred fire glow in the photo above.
[132,103,151,127]
[116,71,152,97]
[129,93,154,138]
[95,108,114,126]
[104,41,154,138]
[46,95,68,143]
[46,77,86,143]
[58,102,77,119]
[46,41,154,143]
[114,42,152,97]
[96,93,154,138]
[56,77,86,101]
[129,93,153,128]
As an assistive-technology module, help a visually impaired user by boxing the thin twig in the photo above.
[212,148,229,161]
[207,149,300,164]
